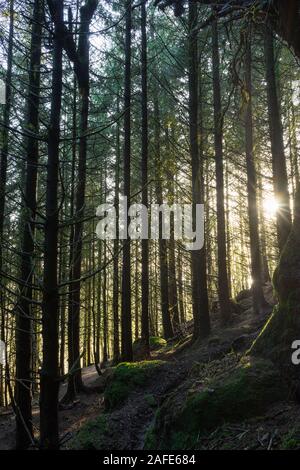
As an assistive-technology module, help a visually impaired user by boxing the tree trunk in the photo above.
[63,0,97,402]
[166,128,180,331]
[251,184,300,386]
[113,100,120,363]
[189,1,210,339]
[140,0,150,354]
[15,0,42,449]
[244,28,268,314]
[264,26,292,253]
[211,18,231,323]
[0,0,14,407]
[40,0,63,449]
[121,0,133,361]
[153,95,174,340]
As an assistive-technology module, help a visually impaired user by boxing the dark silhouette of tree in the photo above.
[15,0,42,449]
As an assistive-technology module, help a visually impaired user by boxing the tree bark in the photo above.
[189,1,210,339]
[0,1,14,406]
[40,0,63,449]
[153,95,174,340]
[121,0,133,361]
[264,26,292,253]
[63,0,97,402]
[244,28,268,314]
[140,0,150,354]
[113,100,121,363]
[15,0,42,449]
[211,18,231,323]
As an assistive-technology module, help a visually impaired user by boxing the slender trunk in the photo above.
[40,0,63,449]
[113,101,120,363]
[177,245,185,324]
[0,0,14,266]
[102,242,108,364]
[64,0,96,401]
[15,0,42,449]
[211,19,231,323]
[166,127,180,330]
[264,27,292,252]
[121,0,133,361]
[0,0,14,407]
[153,96,174,339]
[244,29,268,314]
[140,0,150,353]
[189,1,210,339]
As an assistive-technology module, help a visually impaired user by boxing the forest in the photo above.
[0,0,300,454]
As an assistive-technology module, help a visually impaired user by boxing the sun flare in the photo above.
[263,196,278,217]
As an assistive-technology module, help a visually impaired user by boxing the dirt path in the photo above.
[0,366,104,450]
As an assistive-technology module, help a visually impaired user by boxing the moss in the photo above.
[250,199,300,378]
[145,394,157,407]
[153,358,288,450]
[69,415,107,450]
[104,360,164,410]
[144,425,157,449]
[133,337,167,354]
[280,427,300,450]
[144,408,162,450]
[149,336,167,349]
[250,301,300,378]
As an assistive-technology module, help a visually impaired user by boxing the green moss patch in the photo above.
[69,415,107,450]
[104,360,164,410]
[149,336,167,349]
[280,427,300,450]
[133,336,167,354]
[148,358,288,450]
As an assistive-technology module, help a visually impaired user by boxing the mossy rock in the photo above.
[235,289,252,303]
[145,394,157,407]
[104,360,164,410]
[133,336,167,352]
[250,302,300,381]
[149,336,167,349]
[147,358,288,450]
[144,424,157,449]
[69,415,107,450]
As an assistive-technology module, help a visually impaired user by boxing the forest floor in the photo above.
[1,284,300,450]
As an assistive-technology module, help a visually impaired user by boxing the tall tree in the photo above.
[113,99,121,363]
[121,0,133,361]
[40,0,63,449]
[0,0,14,412]
[211,18,231,323]
[188,0,210,339]
[140,0,150,354]
[244,27,268,314]
[62,0,98,402]
[153,94,174,339]
[264,27,292,252]
[166,129,180,331]
[15,0,42,449]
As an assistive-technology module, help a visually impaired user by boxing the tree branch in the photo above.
[46,0,98,89]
